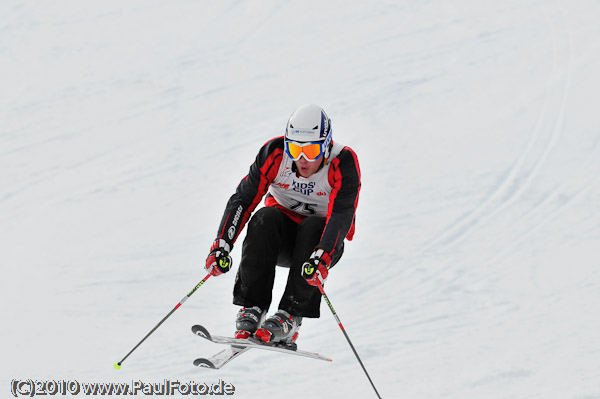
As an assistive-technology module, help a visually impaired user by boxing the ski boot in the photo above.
[235,306,265,339]
[254,310,302,349]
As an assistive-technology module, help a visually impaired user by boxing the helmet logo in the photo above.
[288,128,315,138]
[320,113,330,139]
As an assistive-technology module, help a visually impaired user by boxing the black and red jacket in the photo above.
[215,136,361,258]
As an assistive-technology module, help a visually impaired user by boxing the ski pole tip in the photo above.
[113,362,122,370]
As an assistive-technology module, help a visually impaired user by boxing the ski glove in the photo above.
[205,239,232,276]
[302,249,332,287]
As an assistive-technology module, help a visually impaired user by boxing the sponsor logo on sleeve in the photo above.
[227,205,244,240]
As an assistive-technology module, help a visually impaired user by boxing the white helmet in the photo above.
[285,104,333,161]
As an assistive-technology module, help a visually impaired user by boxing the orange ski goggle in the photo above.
[285,141,325,162]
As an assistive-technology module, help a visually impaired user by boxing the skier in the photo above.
[205,104,361,346]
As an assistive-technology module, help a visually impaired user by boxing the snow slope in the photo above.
[2,1,600,398]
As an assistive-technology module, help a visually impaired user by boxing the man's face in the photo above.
[295,157,321,178]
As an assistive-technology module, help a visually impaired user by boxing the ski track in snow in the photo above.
[412,2,574,264]
[2,1,600,398]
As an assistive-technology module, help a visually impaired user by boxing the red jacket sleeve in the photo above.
[215,137,284,248]
[318,146,361,256]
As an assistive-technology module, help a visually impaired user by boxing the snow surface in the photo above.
[2,1,600,398]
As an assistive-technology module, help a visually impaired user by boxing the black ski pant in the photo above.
[233,206,343,318]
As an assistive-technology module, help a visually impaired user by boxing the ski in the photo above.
[193,346,250,369]
[191,324,332,366]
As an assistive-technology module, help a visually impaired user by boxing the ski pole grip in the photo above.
[215,252,232,274]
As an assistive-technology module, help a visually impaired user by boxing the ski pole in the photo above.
[114,273,212,369]
[317,282,383,399]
